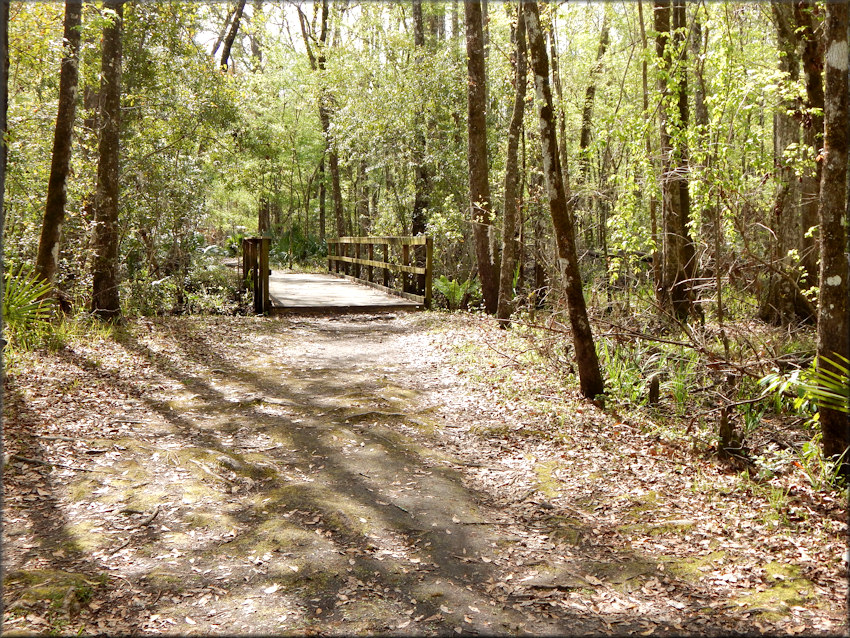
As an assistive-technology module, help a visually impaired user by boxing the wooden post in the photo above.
[260,236,270,313]
[402,242,410,293]
[241,238,249,291]
[425,236,433,309]
[355,241,361,280]
[383,243,389,287]
[368,242,374,282]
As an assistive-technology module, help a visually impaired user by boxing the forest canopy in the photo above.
[3,1,849,470]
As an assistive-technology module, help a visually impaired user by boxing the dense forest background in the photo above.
[3,1,849,478]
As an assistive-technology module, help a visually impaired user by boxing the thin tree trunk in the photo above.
[637,0,661,296]
[497,8,527,325]
[796,1,824,289]
[0,0,9,427]
[523,0,604,400]
[816,1,850,464]
[91,1,124,320]
[220,0,246,71]
[465,0,499,313]
[36,0,82,291]
[211,3,236,58]
[411,0,430,236]
[319,155,326,244]
[760,1,807,325]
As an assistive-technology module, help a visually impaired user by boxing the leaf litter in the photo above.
[1,312,846,635]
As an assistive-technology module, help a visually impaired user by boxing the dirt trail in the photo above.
[2,313,847,635]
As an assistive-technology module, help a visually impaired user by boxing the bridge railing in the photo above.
[241,237,270,313]
[327,236,433,309]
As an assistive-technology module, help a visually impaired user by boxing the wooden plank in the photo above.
[329,255,426,275]
[331,235,429,246]
[330,272,425,304]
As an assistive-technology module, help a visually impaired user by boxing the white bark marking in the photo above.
[825,40,848,71]
[826,275,842,286]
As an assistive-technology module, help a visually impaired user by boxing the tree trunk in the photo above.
[759,1,808,325]
[411,0,430,236]
[523,0,604,400]
[91,1,124,320]
[220,0,246,72]
[655,0,697,321]
[36,0,82,291]
[816,1,850,465]
[796,1,825,289]
[637,0,662,295]
[318,155,326,244]
[211,3,236,57]
[497,8,527,325]
[0,0,9,425]
[465,0,499,313]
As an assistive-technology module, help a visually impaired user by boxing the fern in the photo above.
[3,265,55,348]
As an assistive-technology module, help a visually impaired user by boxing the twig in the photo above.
[138,505,161,527]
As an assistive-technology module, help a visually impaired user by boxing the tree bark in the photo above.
[760,1,808,325]
[411,0,430,236]
[637,0,662,295]
[655,0,697,321]
[796,1,825,289]
[91,1,124,320]
[497,8,527,325]
[523,0,604,400]
[816,1,849,464]
[220,0,246,71]
[211,2,236,58]
[36,0,83,291]
[465,0,499,313]
[299,0,343,238]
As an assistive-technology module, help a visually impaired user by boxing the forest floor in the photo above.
[1,311,847,636]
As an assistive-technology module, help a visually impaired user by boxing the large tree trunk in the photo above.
[795,1,825,289]
[219,0,246,71]
[465,0,499,313]
[91,1,124,320]
[816,1,850,465]
[36,0,83,291]
[497,8,527,325]
[655,0,697,321]
[523,0,604,400]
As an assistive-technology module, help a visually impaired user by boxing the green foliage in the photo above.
[760,354,850,420]
[433,275,478,311]
[3,266,55,349]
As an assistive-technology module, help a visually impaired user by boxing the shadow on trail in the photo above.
[7,315,737,635]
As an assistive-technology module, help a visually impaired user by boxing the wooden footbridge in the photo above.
[241,236,433,314]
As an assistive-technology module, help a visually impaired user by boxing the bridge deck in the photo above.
[268,272,420,313]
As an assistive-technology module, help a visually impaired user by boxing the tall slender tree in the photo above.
[523,0,604,400]
[91,1,124,319]
[36,0,83,292]
[815,1,849,465]
[411,0,430,236]
[219,0,246,71]
[497,7,526,325]
[795,1,824,289]
[465,0,499,313]
[655,0,697,321]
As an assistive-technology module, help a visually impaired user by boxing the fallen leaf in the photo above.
[264,584,280,594]
[185,617,196,625]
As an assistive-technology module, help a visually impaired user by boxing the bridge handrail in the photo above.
[327,235,433,309]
